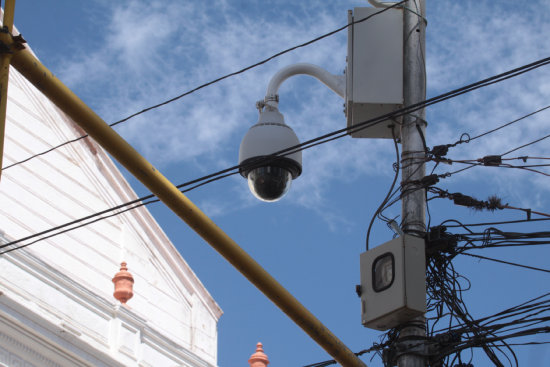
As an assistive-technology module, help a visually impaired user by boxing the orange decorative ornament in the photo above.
[248,342,269,367]
[112,262,134,304]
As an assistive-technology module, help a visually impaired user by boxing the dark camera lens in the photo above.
[247,166,292,202]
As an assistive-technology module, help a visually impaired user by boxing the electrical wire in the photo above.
[302,344,385,367]
[360,102,550,244]
[441,217,550,228]
[377,214,550,365]
[434,104,550,151]
[6,21,550,175]
[430,130,550,180]
[301,56,550,166]
[365,125,400,250]
[467,105,550,143]
[501,132,550,157]
[496,163,550,177]
[428,187,550,219]
[1,1,407,172]
[421,222,550,365]
[3,55,550,254]
[0,170,240,255]
[460,252,550,274]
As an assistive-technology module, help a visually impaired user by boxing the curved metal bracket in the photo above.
[264,63,345,109]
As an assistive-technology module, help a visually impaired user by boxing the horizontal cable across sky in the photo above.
[2,56,550,254]
[1,1,406,172]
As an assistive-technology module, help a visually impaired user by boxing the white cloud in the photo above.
[50,0,550,224]
[424,0,550,211]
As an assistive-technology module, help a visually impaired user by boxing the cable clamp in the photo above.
[402,174,439,189]
[264,94,279,104]
[429,144,449,158]
[0,27,27,54]
[420,174,439,187]
[479,155,502,166]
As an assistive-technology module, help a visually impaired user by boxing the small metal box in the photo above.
[359,235,426,330]
[346,7,403,139]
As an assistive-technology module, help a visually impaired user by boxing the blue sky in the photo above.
[12,1,550,366]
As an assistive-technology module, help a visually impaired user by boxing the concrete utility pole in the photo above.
[399,0,427,366]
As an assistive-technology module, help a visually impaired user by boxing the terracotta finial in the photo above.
[112,262,134,304]
[248,342,269,367]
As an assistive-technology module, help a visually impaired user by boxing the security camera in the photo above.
[238,62,343,201]
[239,106,302,202]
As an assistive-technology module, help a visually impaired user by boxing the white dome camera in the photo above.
[238,106,302,202]
[238,63,344,202]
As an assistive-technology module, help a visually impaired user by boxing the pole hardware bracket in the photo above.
[383,335,436,366]
[383,331,462,367]
[0,41,11,55]
[0,27,27,55]
[425,225,459,256]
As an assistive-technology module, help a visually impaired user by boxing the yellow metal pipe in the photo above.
[0,0,17,180]
[2,0,15,29]
[10,48,367,367]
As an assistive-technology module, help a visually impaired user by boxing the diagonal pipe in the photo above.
[9,47,367,367]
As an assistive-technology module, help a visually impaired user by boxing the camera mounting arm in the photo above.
[262,63,345,109]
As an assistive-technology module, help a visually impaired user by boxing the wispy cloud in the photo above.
[50,0,550,224]
[425,1,550,209]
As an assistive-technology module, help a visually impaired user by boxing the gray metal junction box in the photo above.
[346,7,404,139]
[359,235,426,330]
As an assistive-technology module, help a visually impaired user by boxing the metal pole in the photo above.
[9,47,367,367]
[399,0,427,367]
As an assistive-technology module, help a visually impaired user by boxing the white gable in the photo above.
[0,51,222,366]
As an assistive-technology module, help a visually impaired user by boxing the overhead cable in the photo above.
[460,252,550,274]
[2,56,550,254]
[2,1,406,171]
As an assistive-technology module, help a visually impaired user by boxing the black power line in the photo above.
[2,56,550,254]
[460,252,550,274]
[1,1,407,172]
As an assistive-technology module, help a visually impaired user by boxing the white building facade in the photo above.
[0,43,222,366]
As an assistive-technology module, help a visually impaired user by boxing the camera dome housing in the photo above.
[239,108,302,202]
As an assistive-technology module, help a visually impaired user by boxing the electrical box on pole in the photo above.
[346,7,403,139]
[359,235,426,330]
